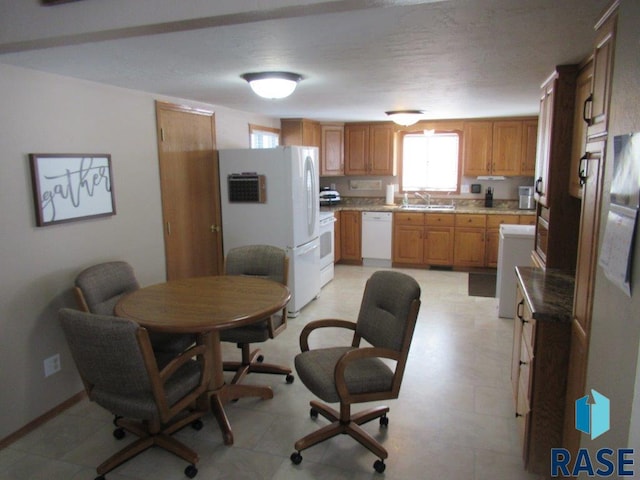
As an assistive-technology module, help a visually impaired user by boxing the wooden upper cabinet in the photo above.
[586,5,617,139]
[534,65,578,208]
[369,123,395,175]
[344,123,395,176]
[344,124,369,175]
[320,124,344,176]
[492,121,523,176]
[463,119,536,176]
[521,119,538,177]
[569,59,594,199]
[463,121,493,176]
[281,118,321,147]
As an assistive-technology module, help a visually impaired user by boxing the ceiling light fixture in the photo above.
[385,110,424,126]
[241,72,302,99]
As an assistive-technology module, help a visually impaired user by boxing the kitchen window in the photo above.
[249,124,280,148]
[400,131,461,193]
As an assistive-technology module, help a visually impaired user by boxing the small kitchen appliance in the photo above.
[319,187,341,206]
[519,186,535,210]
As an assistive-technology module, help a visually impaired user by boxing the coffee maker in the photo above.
[518,186,535,210]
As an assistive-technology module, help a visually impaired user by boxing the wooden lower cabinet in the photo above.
[333,211,342,263]
[453,214,486,267]
[512,281,571,475]
[393,213,454,267]
[339,210,362,264]
[393,212,532,268]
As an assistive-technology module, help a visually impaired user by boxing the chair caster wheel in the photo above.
[113,427,125,440]
[95,476,105,480]
[257,354,265,363]
[310,408,318,419]
[286,374,295,384]
[112,415,122,426]
[191,419,203,430]
[185,464,198,478]
[373,459,386,473]
[379,415,389,427]
[290,452,303,465]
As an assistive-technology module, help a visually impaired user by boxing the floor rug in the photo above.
[468,271,497,298]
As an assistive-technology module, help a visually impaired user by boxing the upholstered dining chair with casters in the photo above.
[58,308,211,480]
[290,270,421,473]
[74,261,196,367]
[221,245,294,384]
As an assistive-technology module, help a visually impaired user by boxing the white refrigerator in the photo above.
[218,146,320,316]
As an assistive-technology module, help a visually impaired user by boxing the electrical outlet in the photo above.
[44,354,61,377]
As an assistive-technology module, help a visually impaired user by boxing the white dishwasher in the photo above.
[361,211,393,267]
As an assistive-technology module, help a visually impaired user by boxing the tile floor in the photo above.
[0,265,543,480]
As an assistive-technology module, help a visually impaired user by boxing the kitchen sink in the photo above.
[400,204,455,211]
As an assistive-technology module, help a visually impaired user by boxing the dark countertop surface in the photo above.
[515,266,575,323]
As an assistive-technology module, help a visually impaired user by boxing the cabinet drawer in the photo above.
[394,212,424,225]
[519,215,536,226]
[487,214,520,228]
[425,213,454,226]
[455,214,486,228]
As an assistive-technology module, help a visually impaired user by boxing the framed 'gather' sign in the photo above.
[29,154,116,227]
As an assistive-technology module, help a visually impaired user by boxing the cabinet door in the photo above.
[344,125,369,175]
[321,124,344,176]
[569,60,594,198]
[534,78,555,206]
[521,120,538,176]
[454,228,486,267]
[369,124,395,175]
[393,225,423,264]
[303,120,321,147]
[424,227,454,265]
[334,211,342,263]
[587,11,617,139]
[340,210,361,261]
[573,141,604,335]
[463,121,493,176]
[492,121,523,176]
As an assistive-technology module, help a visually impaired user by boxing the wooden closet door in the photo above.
[155,101,223,280]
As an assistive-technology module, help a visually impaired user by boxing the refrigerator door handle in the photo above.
[304,154,317,238]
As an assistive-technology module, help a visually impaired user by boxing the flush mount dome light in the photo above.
[385,110,424,126]
[241,72,302,99]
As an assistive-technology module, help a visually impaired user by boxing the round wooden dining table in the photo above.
[115,275,291,445]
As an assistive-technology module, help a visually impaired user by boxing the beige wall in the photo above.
[586,0,640,455]
[0,63,277,440]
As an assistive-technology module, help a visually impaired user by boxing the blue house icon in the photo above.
[575,389,610,440]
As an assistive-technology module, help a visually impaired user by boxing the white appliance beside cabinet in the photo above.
[218,146,321,316]
[319,211,336,287]
[361,211,393,267]
[497,224,535,318]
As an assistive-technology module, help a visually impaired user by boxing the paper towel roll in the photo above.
[385,184,395,205]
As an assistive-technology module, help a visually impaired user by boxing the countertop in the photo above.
[515,266,575,323]
[321,203,535,216]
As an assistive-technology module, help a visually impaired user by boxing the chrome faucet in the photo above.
[414,192,431,206]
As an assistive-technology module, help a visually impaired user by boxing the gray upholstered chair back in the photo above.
[355,270,421,352]
[75,261,139,315]
[225,245,287,285]
[59,308,151,397]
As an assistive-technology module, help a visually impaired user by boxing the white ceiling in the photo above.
[0,0,609,122]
